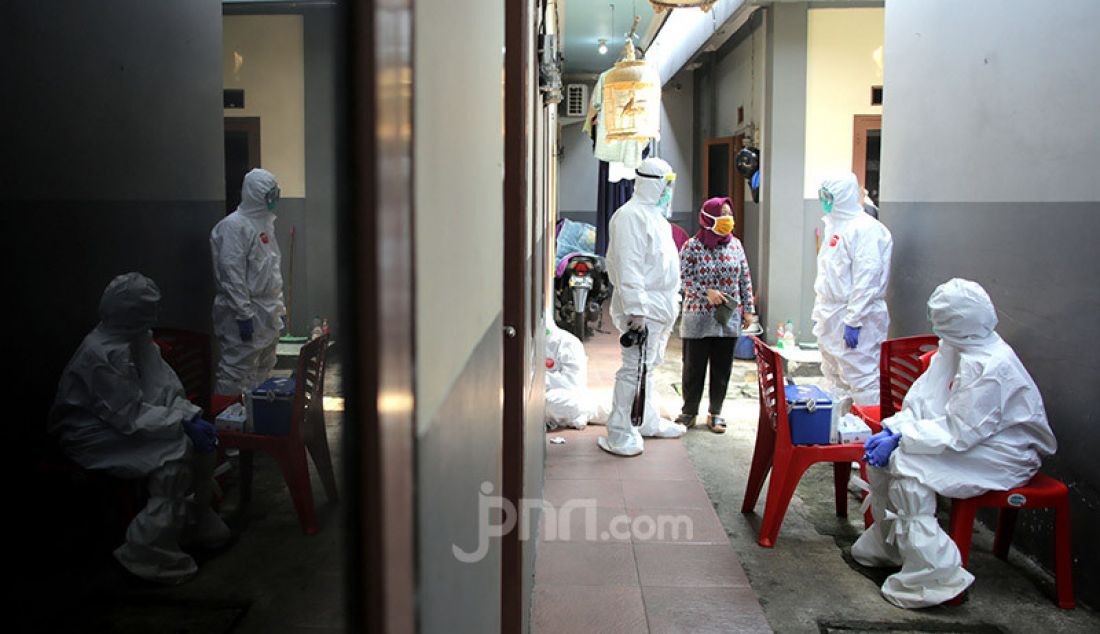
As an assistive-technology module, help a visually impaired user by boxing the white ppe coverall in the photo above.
[852,278,1058,608]
[812,173,893,405]
[598,157,686,457]
[211,168,286,395]
[545,321,600,430]
[49,273,230,584]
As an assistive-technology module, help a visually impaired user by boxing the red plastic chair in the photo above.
[947,473,1074,609]
[218,335,338,535]
[152,328,213,417]
[851,335,939,433]
[741,336,869,547]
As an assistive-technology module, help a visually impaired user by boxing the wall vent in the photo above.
[870,85,883,106]
[564,84,588,118]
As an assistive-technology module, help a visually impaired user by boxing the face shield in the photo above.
[265,185,281,211]
[656,172,676,217]
[818,186,835,214]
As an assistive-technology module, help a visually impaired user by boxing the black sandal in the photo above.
[676,413,697,428]
[707,415,727,434]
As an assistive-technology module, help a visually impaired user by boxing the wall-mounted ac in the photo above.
[564,84,588,118]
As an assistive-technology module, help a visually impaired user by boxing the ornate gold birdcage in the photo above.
[601,41,660,142]
[649,0,718,12]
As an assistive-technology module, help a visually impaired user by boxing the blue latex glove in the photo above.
[863,430,893,458]
[866,432,901,468]
[844,324,861,349]
[183,415,218,453]
[237,318,254,342]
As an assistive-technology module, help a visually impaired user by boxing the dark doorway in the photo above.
[224,117,262,214]
[852,114,882,205]
[702,135,746,242]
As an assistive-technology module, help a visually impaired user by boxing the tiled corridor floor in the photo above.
[533,320,771,633]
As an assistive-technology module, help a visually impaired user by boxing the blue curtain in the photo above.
[595,160,634,256]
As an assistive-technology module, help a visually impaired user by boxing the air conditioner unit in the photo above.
[564,84,588,118]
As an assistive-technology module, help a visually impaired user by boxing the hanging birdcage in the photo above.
[649,0,718,12]
[602,41,661,142]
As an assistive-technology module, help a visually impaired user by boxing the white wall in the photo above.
[884,0,1100,203]
[414,0,505,432]
[803,7,883,197]
[223,15,306,197]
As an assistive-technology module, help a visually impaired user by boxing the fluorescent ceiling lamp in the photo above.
[645,0,745,85]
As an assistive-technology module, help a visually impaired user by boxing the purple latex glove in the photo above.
[866,432,901,468]
[844,325,861,349]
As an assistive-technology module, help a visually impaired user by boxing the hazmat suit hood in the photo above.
[928,279,998,349]
[633,157,674,209]
[99,273,161,336]
[820,173,863,221]
[238,168,279,217]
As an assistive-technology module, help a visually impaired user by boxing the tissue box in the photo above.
[837,413,872,444]
[785,384,832,445]
[215,402,248,433]
[251,376,296,436]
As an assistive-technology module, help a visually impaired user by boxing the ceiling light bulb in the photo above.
[598,39,609,55]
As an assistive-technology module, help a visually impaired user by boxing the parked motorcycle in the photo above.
[554,252,610,341]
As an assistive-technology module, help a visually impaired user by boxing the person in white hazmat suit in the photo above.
[545,319,601,430]
[50,273,231,584]
[852,279,1058,608]
[598,157,686,457]
[211,168,286,397]
[812,173,893,405]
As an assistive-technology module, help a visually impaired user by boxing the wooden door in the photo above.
[702,135,746,241]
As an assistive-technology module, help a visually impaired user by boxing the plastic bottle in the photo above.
[785,320,796,348]
[776,322,786,348]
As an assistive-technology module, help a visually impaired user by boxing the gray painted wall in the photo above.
[760,2,809,336]
[882,0,1100,605]
[1,0,225,451]
[300,9,340,337]
[558,119,597,214]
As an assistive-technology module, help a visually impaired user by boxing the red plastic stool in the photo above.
[947,472,1074,609]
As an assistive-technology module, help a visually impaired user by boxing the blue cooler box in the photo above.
[784,384,832,445]
[252,377,296,435]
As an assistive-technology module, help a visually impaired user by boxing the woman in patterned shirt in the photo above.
[675,197,756,433]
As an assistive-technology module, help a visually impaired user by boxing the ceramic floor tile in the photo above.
[539,505,632,544]
[545,454,621,480]
[634,543,751,588]
[534,542,638,586]
[532,586,648,634]
[617,455,699,481]
[543,478,625,509]
[622,479,714,510]
[627,508,729,544]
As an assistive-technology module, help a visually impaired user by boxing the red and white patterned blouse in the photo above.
[679,236,755,339]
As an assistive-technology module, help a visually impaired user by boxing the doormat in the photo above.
[818,620,1004,634]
